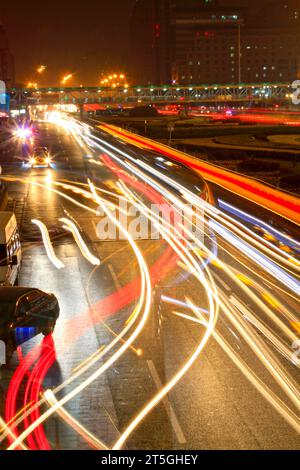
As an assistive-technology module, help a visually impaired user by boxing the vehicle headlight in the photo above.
[45,157,51,164]
[30,157,36,165]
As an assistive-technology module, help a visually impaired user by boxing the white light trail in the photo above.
[44,390,108,450]
[31,219,64,270]
[59,217,100,266]
[7,184,152,450]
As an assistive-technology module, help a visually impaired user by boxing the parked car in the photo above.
[0,212,21,286]
[0,287,60,364]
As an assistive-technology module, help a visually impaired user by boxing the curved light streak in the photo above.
[43,390,108,450]
[59,217,100,266]
[31,219,64,270]
[7,185,152,450]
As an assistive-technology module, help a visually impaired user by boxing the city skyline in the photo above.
[0,0,299,459]
[2,1,299,86]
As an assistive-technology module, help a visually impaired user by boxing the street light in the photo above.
[99,72,127,88]
[61,74,73,85]
[37,65,46,74]
[27,82,38,89]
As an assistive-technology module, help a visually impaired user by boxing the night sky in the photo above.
[1,0,276,86]
[2,0,136,86]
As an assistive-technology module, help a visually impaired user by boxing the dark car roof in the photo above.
[0,287,39,324]
[141,151,206,193]
[0,287,39,302]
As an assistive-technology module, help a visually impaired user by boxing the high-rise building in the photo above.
[170,0,245,84]
[130,0,300,85]
[0,22,15,88]
[130,0,171,84]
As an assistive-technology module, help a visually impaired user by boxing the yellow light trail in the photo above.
[176,305,300,434]
[59,217,100,266]
[44,390,108,450]
[0,178,143,443]
[117,179,300,440]
[31,219,64,270]
[7,184,152,450]
[112,181,219,449]
[2,114,300,447]
[98,122,300,225]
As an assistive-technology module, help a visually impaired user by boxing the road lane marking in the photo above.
[147,359,187,444]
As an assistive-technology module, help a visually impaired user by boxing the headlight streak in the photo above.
[114,151,299,287]
[1,248,176,448]
[180,223,299,347]
[0,178,124,442]
[126,158,297,284]
[132,158,300,275]
[119,156,300,319]
[4,116,300,449]
[222,293,300,410]
[209,219,300,296]
[97,122,300,226]
[7,185,152,451]
[31,219,64,270]
[43,390,108,450]
[179,189,300,305]
[179,228,300,415]
[0,418,28,451]
[59,217,100,266]
[117,158,299,354]
[61,117,300,434]
[228,296,298,366]
[112,183,219,450]
[177,304,300,434]
[161,295,209,316]
[118,177,300,432]
[0,170,176,446]
[218,199,300,252]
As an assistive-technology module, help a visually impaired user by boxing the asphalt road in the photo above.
[0,116,299,450]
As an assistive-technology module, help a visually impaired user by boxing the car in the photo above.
[0,287,60,364]
[129,150,211,202]
[0,212,22,287]
[29,146,52,167]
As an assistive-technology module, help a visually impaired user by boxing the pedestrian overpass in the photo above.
[9,82,296,109]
